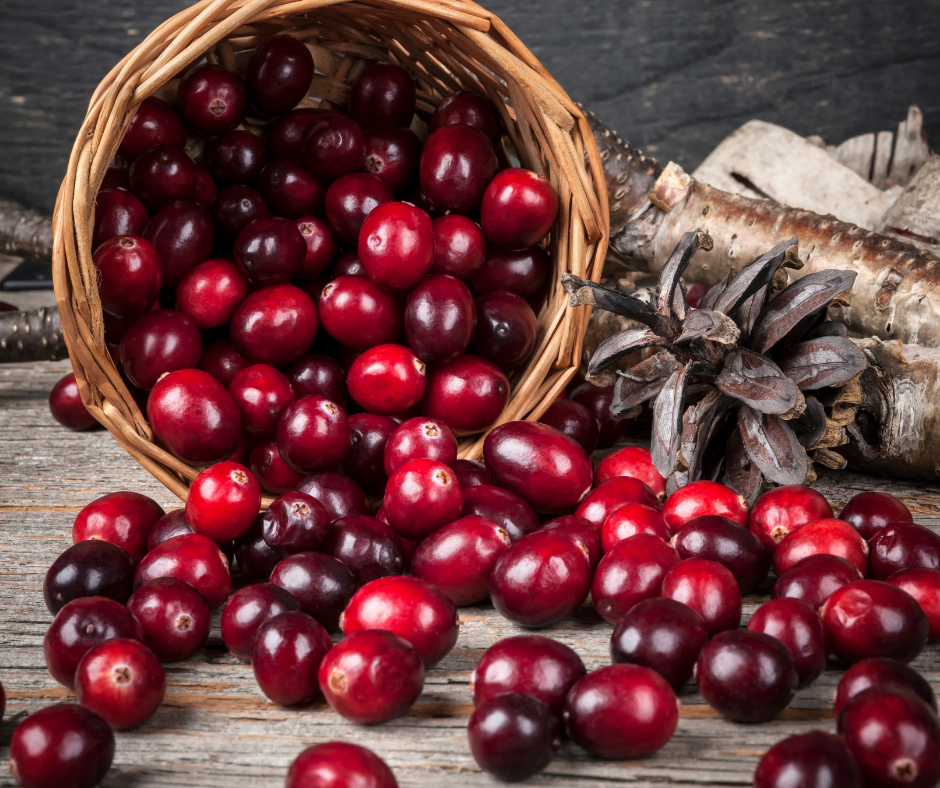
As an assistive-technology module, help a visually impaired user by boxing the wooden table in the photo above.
[2,285,940,787]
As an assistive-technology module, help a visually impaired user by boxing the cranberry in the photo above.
[119,96,185,160]
[662,480,749,530]
[147,509,193,552]
[297,471,369,521]
[44,597,143,688]
[119,308,202,390]
[252,610,332,705]
[749,485,833,552]
[72,491,165,564]
[773,553,861,609]
[563,664,679,758]
[254,159,324,220]
[175,258,248,329]
[754,731,863,788]
[543,514,602,569]
[469,693,559,781]
[404,275,477,364]
[672,514,771,593]
[219,583,299,662]
[135,533,231,609]
[292,219,334,276]
[286,741,398,788]
[538,399,598,454]
[838,689,940,788]
[198,339,250,388]
[569,383,631,448]
[431,215,486,279]
[266,108,329,159]
[835,657,937,719]
[774,517,870,576]
[209,130,268,187]
[210,184,269,241]
[576,476,661,528]
[610,597,708,690]
[271,551,357,631]
[299,114,363,178]
[384,417,457,476]
[455,459,493,488]
[127,576,211,662]
[490,530,591,627]
[247,35,314,115]
[840,491,914,540]
[130,145,196,210]
[178,63,246,134]
[481,168,558,249]
[602,504,671,551]
[462,484,539,541]
[192,164,217,209]
[870,522,940,579]
[342,413,397,491]
[660,557,741,636]
[421,354,509,432]
[185,462,261,542]
[233,215,305,287]
[230,283,318,366]
[142,205,215,298]
[228,365,293,435]
[9,703,115,788]
[594,445,667,499]
[358,202,434,290]
[475,294,540,374]
[92,190,148,252]
[349,62,416,128]
[324,172,393,245]
[591,534,681,624]
[383,458,462,541]
[101,166,130,191]
[430,91,501,145]
[888,568,940,640]
[821,579,928,664]
[259,492,328,558]
[286,353,348,405]
[246,441,300,495]
[419,125,497,214]
[319,275,404,349]
[276,395,349,473]
[44,541,135,614]
[332,250,365,277]
[473,245,550,299]
[319,514,404,584]
[234,517,281,580]
[49,374,98,430]
[358,125,419,190]
[747,597,827,687]
[348,344,426,415]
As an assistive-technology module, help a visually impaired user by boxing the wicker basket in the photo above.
[52,0,609,503]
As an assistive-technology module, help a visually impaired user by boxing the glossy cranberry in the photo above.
[357,202,434,291]
[887,568,940,640]
[419,125,497,214]
[662,480,749,531]
[541,515,600,569]
[256,157,326,219]
[754,731,863,788]
[462,484,539,542]
[331,250,365,277]
[285,354,347,406]
[569,383,630,448]
[319,275,404,349]
[246,441,300,495]
[186,462,261,541]
[749,485,833,552]
[296,471,369,521]
[835,658,937,721]
[821,579,928,664]
[348,62,416,128]
[357,125,418,190]
[219,585,299,664]
[383,458,462,541]
[44,540,135,614]
[291,218,335,277]
[660,557,741,637]
[251,610,331,706]
[839,689,940,788]
[231,283,318,366]
[210,184,269,242]
[175,258,248,329]
[592,534,681,624]
[490,530,592,627]
[44,597,143,688]
[348,344,426,415]
[422,354,509,432]
[266,108,327,158]
[602,504,671,551]
[276,395,349,473]
[135,533,231,609]
[455,458,492,488]
[840,491,914,540]
[72,491,165,565]
[576,477,661,530]
[9,703,115,788]
[468,290,538,375]
[209,130,267,187]
[118,96,185,161]
[429,217,484,282]
[271,551,357,631]
[234,517,281,581]
[247,35,314,114]
[339,413,395,491]
[129,144,196,210]
[538,398,598,454]
[286,741,398,788]
[773,553,861,609]
[324,172,393,245]
[92,190,148,251]
[126,576,211,662]
[746,598,826,688]
[119,309,201,390]
[228,365,294,435]
[468,693,559,781]
[178,63,246,134]
[198,339,249,388]
[672,514,771,593]
[192,164,217,209]
[146,509,193,552]
[431,91,501,145]
[481,168,558,249]
[319,514,403,584]
[563,664,679,758]
[774,517,870,576]
[48,373,98,430]
[383,417,457,477]
[299,114,363,176]
[870,522,940,579]
[143,199,214,286]
[403,275,476,364]
[594,445,667,499]
[232,215,305,287]
[472,245,550,300]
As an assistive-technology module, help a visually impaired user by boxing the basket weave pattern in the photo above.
[53,0,609,502]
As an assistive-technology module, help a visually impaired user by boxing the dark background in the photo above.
[2,0,940,215]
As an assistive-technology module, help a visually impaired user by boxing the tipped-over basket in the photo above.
[52,0,609,502]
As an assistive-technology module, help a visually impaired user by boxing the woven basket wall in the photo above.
[52,0,609,503]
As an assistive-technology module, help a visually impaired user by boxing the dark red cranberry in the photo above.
[595,445,667,499]
[209,130,268,187]
[44,541,135,614]
[271,551,357,631]
[119,96,185,161]
[295,215,337,276]
[296,471,369,521]
[773,553,861,609]
[887,568,940,640]
[135,533,231,609]
[286,741,398,788]
[455,459,492,488]
[252,610,331,705]
[192,164,217,209]
[186,461,261,542]
[602,504,671,551]
[563,664,680,758]
[468,693,559,781]
[835,657,937,719]
[101,166,130,191]
[318,628,424,723]
[229,364,295,435]
[92,190,148,252]
[383,458,462,541]
[230,283,318,366]
[431,214,486,280]
[221,582,300,662]
[349,63,416,128]
[324,172,393,245]
[749,485,833,552]
[72,490,165,565]
[358,124,420,196]
[384,417,457,476]
[840,491,914,541]
[672,514,771,594]
[472,245,550,299]
[257,157,326,219]
[266,108,329,158]
[319,275,404,349]
[490,530,591,627]
[248,438,303,494]
[348,344,426,415]
[431,91,501,145]
[232,516,280,581]
[247,35,314,115]
[119,308,202,390]
[210,184,269,242]
[544,514,602,569]
[343,413,397,491]
[198,339,249,388]
[301,114,365,178]
[44,597,143,688]
[9,703,115,788]
[127,577,211,662]
[870,522,940,579]
[576,477,661,530]
[774,518,869,576]
[421,354,509,432]
[285,353,348,405]
[461,484,539,542]
[661,557,741,637]
[175,258,248,329]
[538,398,598,454]
[178,63,247,134]
[481,168,558,249]
[130,144,196,210]
[747,597,828,687]
[569,383,630,448]
[838,689,940,788]
[319,514,405,584]
[276,395,349,473]
[142,199,215,286]
[611,597,708,690]
[49,373,98,431]
[662,480,749,530]
[147,509,193,552]
[404,274,477,363]
[592,534,681,624]
[419,125,497,214]
[754,731,863,788]
[234,215,306,287]
[822,579,928,664]
[332,250,365,277]
[358,202,434,290]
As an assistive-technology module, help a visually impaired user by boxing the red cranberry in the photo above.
[421,354,509,432]
[358,202,434,291]
[72,491,165,565]
[544,514,602,569]
[286,741,398,788]
[754,731,863,788]
[199,339,249,388]
[119,308,202,390]
[468,693,559,781]
[749,485,833,552]
[576,476,661,528]
[747,598,828,687]
[319,514,404,584]
[538,399,598,454]
[257,158,325,219]
[349,62,416,128]
[276,395,349,473]
[44,597,143,688]
[130,145,196,210]
[821,579,928,664]
[840,491,914,540]
[661,557,741,637]
[324,172,393,245]
[404,274,476,363]
[569,383,630,448]
[147,509,193,552]
[774,517,869,576]
[481,168,558,249]
[838,689,940,788]
[286,353,348,405]
[210,184,269,241]
[563,664,679,758]
[455,458,492,488]
[591,534,681,624]
[49,374,97,430]
[431,91,501,145]
[870,522,940,579]
[602,504,671,552]
[301,114,365,178]
[229,364,295,435]
[192,164,217,209]
[234,516,281,580]
[135,533,231,609]
[773,553,861,609]
[611,597,708,690]
[419,125,497,214]
[462,484,539,541]
[44,541,135,614]
[92,190,148,252]
[252,610,332,705]
[127,577,211,662]
[178,63,247,134]
[348,344,426,415]
[595,445,667,499]
[295,216,337,276]
[119,96,185,160]
[319,275,404,349]
[234,215,305,287]
[384,417,458,476]
[473,245,550,299]
[470,290,537,370]
[221,582,300,662]
[383,458,462,541]
[247,439,302,494]
[411,515,510,605]
[176,258,248,329]
[672,514,771,594]
[835,657,937,719]
[230,283,318,366]
[490,530,592,627]
[266,108,330,158]
[9,703,115,788]
[209,130,268,187]
[247,35,314,115]
[186,462,261,541]
[343,413,397,491]
[661,480,749,530]
[297,471,369,521]
[143,202,214,288]
[360,125,420,191]
[431,215,486,279]
[271,551,357,631]
[888,568,940,640]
